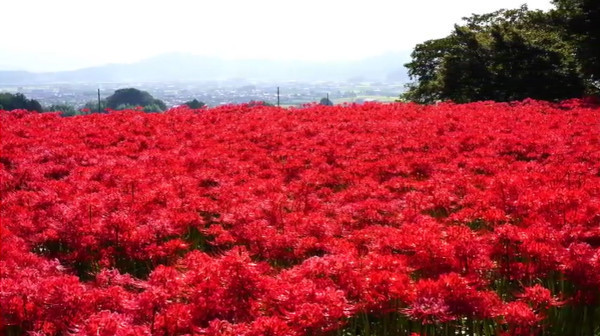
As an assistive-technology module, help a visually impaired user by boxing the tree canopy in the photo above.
[106,88,167,111]
[552,0,600,88]
[319,97,334,106]
[403,4,599,103]
[183,99,206,109]
[0,92,43,112]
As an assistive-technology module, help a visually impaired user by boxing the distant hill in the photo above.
[0,52,411,84]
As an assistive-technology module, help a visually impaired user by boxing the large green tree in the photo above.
[106,88,167,111]
[403,6,584,103]
[0,92,43,112]
[552,0,600,90]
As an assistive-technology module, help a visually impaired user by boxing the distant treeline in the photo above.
[0,88,206,115]
[0,88,338,114]
[402,0,600,103]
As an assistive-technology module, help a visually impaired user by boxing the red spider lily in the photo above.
[502,301,543,335]
[518,284,564,311]
[2,100,600,335]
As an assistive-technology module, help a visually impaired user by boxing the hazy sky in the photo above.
[2,0,553,72]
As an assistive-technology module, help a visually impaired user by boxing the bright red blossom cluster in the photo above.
[1,99,599,335]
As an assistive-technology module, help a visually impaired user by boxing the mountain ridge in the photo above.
[0,52,411,84]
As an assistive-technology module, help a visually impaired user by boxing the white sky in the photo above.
[1,0,553,71]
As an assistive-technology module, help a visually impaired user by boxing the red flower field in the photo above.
[1,100,600,335]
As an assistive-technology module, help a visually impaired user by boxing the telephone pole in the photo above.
[277,86,280,107]
[97,89,101,113]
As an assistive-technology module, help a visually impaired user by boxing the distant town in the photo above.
[0,80,405,109]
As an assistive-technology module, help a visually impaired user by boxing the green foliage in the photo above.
[112,103,165,113]
[319,97,334,106]
[403,6,585,103]
[248,101,274,107]
[81,99,108,113]
[0,92,43,111]
[106,88,166,112]
[183,99,206,109]
[144,104,163,113]
[114,104,139,110]
[152,98,167,111]
[45,104,79,117]
[552,0,600,90]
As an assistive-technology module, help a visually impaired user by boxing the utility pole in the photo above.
[97,88,101,113]
[277,86,280,107]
